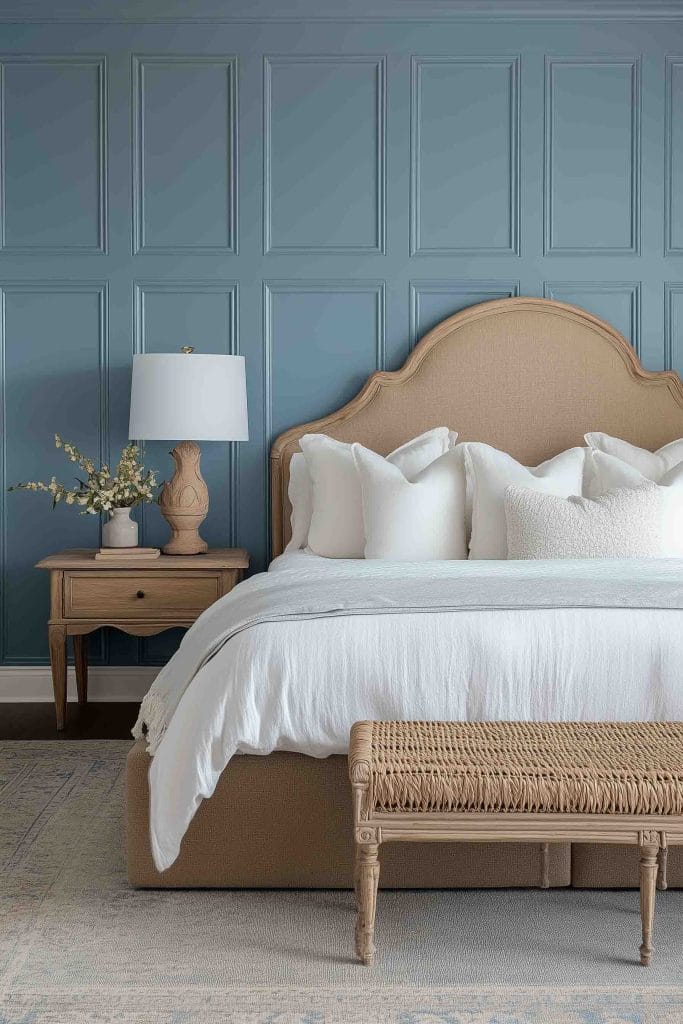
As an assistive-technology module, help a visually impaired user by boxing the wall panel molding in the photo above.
[0,55,107,254]
[410,55,520,256]
[543,281,641,355]
[665,57,683,255]
[132,55,238,254]
[665,282,683,370]
[2,1,683,21]
[0,281,108,665]
[263,56,386,254]
[544,57,641,255]
[263,279,386,438]
[0,18,681,668]
[133,281,239,356]
[409,280,519,348]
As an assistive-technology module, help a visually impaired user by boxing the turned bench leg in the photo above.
[657,844,668,891]
[355,842,380,966]
[639,842,659,966]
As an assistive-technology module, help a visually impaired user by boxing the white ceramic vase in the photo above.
[101,507,138,548]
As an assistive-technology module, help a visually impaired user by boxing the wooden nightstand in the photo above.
[36,548,249,730]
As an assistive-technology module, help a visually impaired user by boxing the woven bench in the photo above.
[349,720,683,966]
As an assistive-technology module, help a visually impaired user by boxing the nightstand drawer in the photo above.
[63,571,220,619]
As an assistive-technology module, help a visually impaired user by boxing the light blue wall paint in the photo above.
[1,9,682,666]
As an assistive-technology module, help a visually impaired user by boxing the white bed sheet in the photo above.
[149,552,683,870]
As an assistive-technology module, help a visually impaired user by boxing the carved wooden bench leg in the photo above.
[353,847,361,956]
[657,843,668,891]
[639,839,659,966]
[355,842,380,966]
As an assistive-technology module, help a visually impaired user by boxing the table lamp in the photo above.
[128,348,248,555]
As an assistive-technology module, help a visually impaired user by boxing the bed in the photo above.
[127,296,683,889]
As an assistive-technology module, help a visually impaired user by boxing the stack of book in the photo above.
[95,547,161,560]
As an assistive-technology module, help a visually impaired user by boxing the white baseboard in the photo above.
[0,665,159,702]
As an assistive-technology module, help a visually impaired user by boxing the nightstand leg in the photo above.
[48,624,67,731]
[73,635,88,705]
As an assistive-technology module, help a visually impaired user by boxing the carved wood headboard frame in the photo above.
[270,296,683,557]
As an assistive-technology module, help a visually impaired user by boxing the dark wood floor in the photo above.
[0,702,139,739]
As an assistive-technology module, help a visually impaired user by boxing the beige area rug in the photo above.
[1,740,683,1023]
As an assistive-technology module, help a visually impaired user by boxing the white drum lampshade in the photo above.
[128,351,249,555]
[129,353,248,442]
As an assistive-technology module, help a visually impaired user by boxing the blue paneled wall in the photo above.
[1,6,683,666]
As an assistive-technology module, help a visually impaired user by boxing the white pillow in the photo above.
[585,448,683,556]
[586,447,683,492]
[505,483,667,559]
[285,453,313,552]
[585,432,683,481]
[464,443,585,559]
[352,444,467,560]
[300,428,457,558]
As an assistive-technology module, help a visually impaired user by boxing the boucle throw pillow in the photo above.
[584,449,683,557]
[505,483,666,559]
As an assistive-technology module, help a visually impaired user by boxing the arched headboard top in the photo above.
[270,296,683,557]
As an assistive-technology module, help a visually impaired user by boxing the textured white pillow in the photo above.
[464,443,585,559]
[505,483,666,559]
[585,432,683,481]
[301,428,457,558]
[352,444,467,560]
[585,448,683,556]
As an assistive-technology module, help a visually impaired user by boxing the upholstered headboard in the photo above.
[270,297,683,557]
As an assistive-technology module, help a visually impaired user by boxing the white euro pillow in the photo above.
[464,443,585,559]
[300,428,457,558]
[585,448,683,556]
[505,483,667,559]
[352,444,467,560]
[285,453,313,552]
[585,432,683,481]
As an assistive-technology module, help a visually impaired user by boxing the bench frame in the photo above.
[351,766,683,967]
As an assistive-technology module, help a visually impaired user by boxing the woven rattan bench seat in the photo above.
[350,720,683,817]
[348,720,683,967]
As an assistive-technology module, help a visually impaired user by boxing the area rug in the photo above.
[1,741,682,1024]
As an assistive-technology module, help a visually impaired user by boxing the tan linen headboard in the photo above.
[270,296,683,557]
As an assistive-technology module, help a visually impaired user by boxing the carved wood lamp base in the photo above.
[161,516,209,556]
[158,440,210,556]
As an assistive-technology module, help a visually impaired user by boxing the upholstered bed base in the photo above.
[126,741,683,889]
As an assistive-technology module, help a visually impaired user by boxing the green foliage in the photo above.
[9,435,158,514]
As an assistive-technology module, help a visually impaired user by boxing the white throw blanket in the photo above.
[138,556,683,870]
[134,557,683,755]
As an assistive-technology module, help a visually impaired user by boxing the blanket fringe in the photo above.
[132,692,169,755]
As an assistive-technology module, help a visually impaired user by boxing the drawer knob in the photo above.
[136,590,145,599]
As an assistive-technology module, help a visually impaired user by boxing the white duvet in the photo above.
[148,552,683,871]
